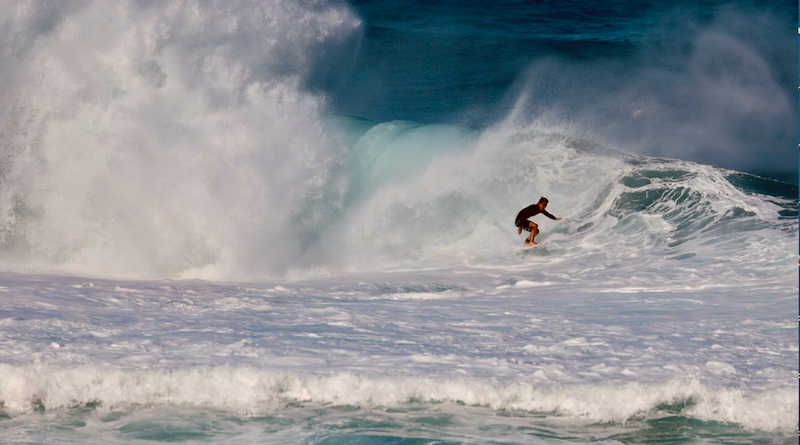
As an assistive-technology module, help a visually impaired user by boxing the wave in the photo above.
[0,1,794,281]
[300,117,796,282]
[0,364,795,433]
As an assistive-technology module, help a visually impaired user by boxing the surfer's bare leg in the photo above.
[526,222,538,244]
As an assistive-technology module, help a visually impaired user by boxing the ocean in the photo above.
[0,0,797,443]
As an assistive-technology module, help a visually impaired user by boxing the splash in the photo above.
[0,0,361,279]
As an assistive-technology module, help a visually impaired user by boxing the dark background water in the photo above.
[312,0,798,182]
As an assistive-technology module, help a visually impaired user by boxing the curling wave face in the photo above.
[306,117,796,284]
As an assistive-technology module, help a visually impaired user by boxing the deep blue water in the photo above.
[319,0,798,182]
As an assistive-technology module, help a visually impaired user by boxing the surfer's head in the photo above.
[538,197,548,208]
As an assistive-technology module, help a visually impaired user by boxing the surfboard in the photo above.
[519,243,549,256]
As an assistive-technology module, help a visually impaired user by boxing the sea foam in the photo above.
[0,364,795,432]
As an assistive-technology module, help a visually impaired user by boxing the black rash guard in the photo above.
[515,204,556,227]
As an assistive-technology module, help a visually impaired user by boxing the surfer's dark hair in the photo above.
[538,197,548,205]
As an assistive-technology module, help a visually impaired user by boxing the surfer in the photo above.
[515,197,562,245]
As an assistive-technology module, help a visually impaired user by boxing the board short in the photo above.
[515,219,534,232]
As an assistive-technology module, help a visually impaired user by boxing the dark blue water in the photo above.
[316,0,797,182]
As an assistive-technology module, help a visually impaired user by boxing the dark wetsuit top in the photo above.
[515,204,556,228]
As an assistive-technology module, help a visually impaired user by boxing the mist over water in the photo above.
[504,18,794,176]
[337,1,797,177]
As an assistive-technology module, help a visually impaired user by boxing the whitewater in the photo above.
[0,0,796,443]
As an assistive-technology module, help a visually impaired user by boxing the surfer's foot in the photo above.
[518,227,522,234]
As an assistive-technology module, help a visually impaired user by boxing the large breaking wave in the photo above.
[0,0,794,281]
